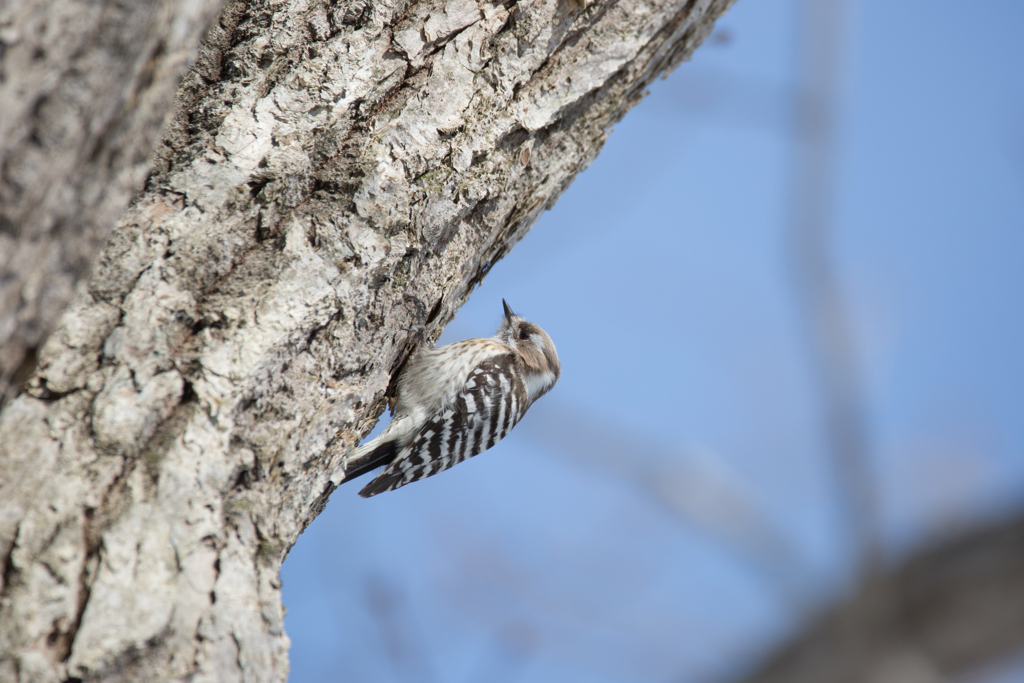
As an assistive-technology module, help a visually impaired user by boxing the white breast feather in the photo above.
[524,370,556,402]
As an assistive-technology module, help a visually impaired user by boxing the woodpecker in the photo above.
[341,299,560,497]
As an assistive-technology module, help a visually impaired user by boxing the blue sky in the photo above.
[282,1,1024,681]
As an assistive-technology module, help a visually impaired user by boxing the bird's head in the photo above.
[494,299,560,400]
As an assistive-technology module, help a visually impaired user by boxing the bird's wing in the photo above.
[397,338,509,416]
[359,354,530,497]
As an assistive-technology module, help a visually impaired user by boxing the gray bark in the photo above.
[733,515,1024,683]
[0,0,228,405]
[0,0,734,680]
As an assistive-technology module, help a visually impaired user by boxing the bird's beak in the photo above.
[502,299,516,320]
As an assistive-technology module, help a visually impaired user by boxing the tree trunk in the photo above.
[0,0,228,405]
[0,0,734,679]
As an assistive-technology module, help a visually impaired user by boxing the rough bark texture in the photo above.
[0,0,734,680]
[0,0,228,405]
[734,515,1024,683]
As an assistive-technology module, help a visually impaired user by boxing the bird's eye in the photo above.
[518,330,529,341]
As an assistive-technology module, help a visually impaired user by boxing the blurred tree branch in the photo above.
[524,403,809,610]
[733,514,1024,683]
[788,0,878,572]
[736,1,1024,681]
[0,0,736,679]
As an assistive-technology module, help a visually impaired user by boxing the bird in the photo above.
[340,299,560,497]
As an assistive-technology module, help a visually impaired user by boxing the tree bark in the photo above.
[0,0,228,405]
[0,0,734,680]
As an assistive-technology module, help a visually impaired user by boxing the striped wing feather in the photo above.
[359,355,529,497]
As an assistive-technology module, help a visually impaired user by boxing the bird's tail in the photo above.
[339,437,399,484]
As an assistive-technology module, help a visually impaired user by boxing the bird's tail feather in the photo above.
[340,438,398,483]
[358,469,405,498]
